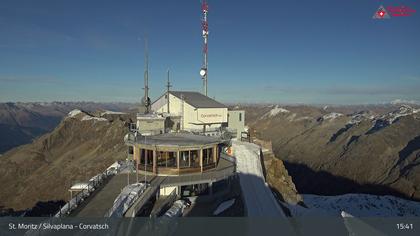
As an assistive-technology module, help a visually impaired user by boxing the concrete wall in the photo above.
[228,110,245,138]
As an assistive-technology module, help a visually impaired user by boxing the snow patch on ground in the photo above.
[213,199,236,215]
[68,109,82,117]
[288,194,420,217]
[322,112,343,120]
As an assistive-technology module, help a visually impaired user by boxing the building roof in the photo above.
[169,91,227,108]
[134,133,223,147]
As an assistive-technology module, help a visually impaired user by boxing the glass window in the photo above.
[203,147,214,165]
[167,152,177,168]
[140,149,153,166]
[156,151,177,168]
[140,149,146,164]
[190,150,200,168]
[179,151,190,168]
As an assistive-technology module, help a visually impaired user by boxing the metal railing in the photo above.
[54,162,125,217]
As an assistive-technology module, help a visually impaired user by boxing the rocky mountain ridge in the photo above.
[0,109,134,212]
[0,102,135,154]
[244,104,420,201]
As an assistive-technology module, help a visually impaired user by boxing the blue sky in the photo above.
[0,0,419,104]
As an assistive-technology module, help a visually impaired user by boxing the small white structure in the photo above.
[227,110,245,138]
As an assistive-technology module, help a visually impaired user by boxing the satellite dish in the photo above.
[200,68,207,77]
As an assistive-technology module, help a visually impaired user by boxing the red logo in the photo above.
[373,5,390,19]
[373,5,416,19]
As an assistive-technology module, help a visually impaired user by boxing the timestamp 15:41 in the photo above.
[396,223,414,230]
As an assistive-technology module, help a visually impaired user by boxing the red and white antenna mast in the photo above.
[199,0,209,96]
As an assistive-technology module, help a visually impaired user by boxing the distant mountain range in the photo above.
[0,102,136,154]
[243,103,420,201]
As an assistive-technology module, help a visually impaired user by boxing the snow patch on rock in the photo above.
[383,105,419,123]
[81,115,108,122]
[347,111,376,125]
[68,109,82,117]
[322,112,343,120]
[366,105,419,134]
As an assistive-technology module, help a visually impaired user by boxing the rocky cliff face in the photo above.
[0,110,134,211]
[266,158,302,205]
[254,139,302,205]
[244,104,420,201]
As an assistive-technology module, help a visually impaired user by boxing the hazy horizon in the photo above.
[1,98,419,107]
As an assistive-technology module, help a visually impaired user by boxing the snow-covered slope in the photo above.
[263,105,290,118]
[68,109,82,117]
[67,109,108,122]
[232,140,284,217]
[367,105,419,134]
[347,111,376,125]
[289,194,420,217]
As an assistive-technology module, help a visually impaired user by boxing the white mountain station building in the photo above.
[149,91,244,137]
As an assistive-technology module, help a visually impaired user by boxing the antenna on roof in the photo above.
[166,68,172,113]
[199,0,209,96]
[143,36,151,114]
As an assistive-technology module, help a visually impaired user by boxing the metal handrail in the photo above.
[54,161,125,217]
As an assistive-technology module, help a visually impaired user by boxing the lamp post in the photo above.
[126,156,130,186]
[136,151,139,184]
[144,136,147,185]
[134,131,139,184]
